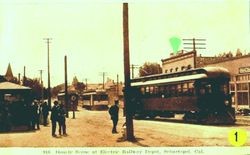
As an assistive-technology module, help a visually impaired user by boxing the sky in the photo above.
[0,0,249,87]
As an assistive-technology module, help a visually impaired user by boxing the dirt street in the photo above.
[0,107,250,147]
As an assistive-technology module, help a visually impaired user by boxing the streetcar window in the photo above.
[159,86,165,93]
[182,83,188,95]
[145,87,150,93]
[188,82,194,96]
[177,84,182,95]
[150,86,154,94]
[164,85,170,97]
[154,86,159,94]
[141,87,145,95]
[170,85,177,97]
[206,85,212,93]
[199,88,205,95]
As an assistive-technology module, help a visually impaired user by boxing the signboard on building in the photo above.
[239,66,250,74]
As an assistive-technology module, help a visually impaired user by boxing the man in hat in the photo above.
[108,100,119,133]
[50,101,59,137]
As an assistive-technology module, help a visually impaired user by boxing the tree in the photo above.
[0,75,7,82]
[236,48,242,57]
[139,62,162,77]
[23,78,43,100]
[74,82,85,93]
[72,76,85,93]
[72,76,79,87]
[51,84,64,97]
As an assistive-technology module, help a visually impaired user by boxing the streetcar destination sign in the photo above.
[239,66,250,74]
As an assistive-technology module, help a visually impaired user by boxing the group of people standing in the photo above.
[51,100,67,137]
[29,100,49,130]
[29,100,67,137]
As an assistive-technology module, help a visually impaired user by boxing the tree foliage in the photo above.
[72,76,85,93]
[23,78,43,99]
[51,84,64,97]
[139,62,162,77]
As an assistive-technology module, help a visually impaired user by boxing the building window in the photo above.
[181,66,185,71]
[175,67,178,72]
[237,83,248,90]
[170,68,173,72]
[165,70,168,73]
[187,65,192,70]
[230,84,235,91]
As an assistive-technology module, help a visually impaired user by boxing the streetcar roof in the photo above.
[131,73,207,86]
[131,67,230,86]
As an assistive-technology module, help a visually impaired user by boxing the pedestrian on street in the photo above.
[108,100,119,134]
[41,101,50,126]
[58,103,67,136]
[30,100,40,130]
[34,100,41,130]
[50,101,59,137]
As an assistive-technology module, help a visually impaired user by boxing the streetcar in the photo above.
[57,92,79,111]
[0,82,32,132]
[130,67,235,124]
[81,90,109,110]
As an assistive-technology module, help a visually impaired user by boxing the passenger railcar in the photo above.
[130,67,235,124]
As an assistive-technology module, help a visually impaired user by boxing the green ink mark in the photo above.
[169,37,181,54]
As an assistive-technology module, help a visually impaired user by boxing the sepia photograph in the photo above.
[0,0,250,154]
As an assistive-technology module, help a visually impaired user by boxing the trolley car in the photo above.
[130,67,235,124]
[57,92,79,111]
[81,90,109,110]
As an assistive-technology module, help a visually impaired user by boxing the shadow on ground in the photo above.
[0,126,37,134]
[116,136,149,147]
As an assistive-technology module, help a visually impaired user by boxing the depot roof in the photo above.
[0,82,31,90]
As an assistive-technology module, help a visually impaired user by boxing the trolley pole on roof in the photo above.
[123,3,135,141]
[64,55,69,118]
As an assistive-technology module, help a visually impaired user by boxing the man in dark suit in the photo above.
[58,103,67,136]
[109,100,119,134]
[41,101,49,126]
[50,101,59,137]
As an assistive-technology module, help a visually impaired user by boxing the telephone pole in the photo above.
[39,69,44,103]
[183,38,206,68]
[85,78,88,90]
[116,74,119,97]
[44,38,52,108]
[23,66,26,86]
[65,55,69,118]
[99,72,107,90]
[130,64,139,78]
[102,72,105,90]
[123,3,134,141]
